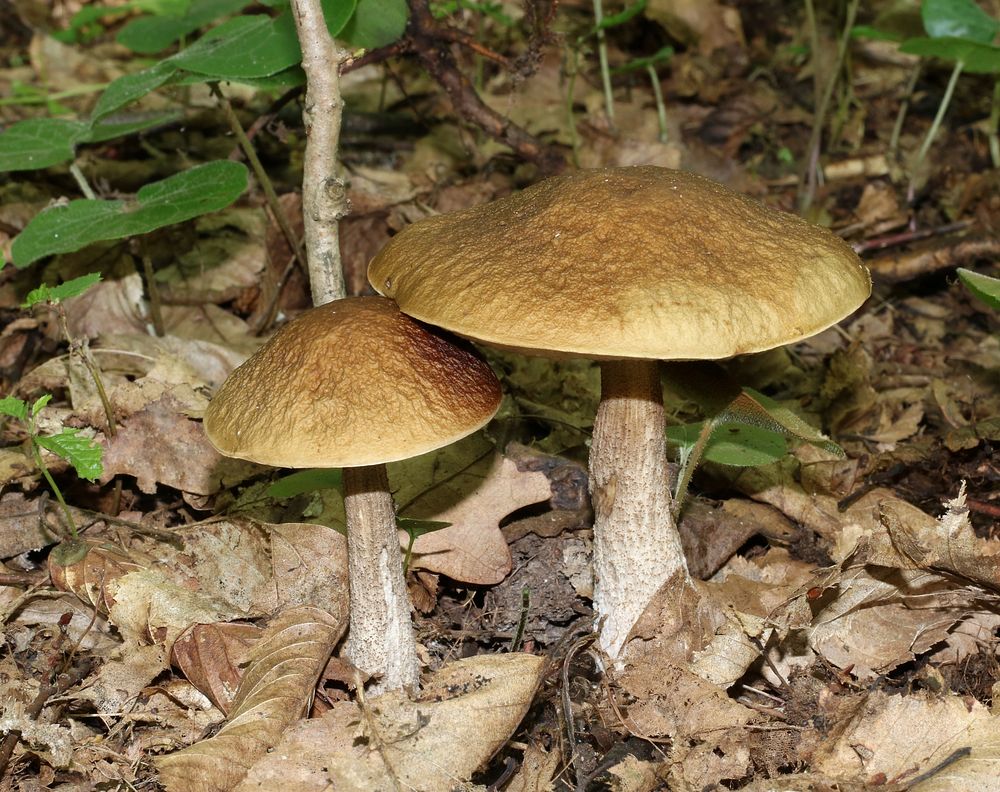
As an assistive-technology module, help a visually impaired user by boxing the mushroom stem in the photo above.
[590,359,690,659]
[342,464,420,692]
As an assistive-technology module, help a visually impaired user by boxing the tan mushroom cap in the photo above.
[203,297,502,468]
[368,166,871,360]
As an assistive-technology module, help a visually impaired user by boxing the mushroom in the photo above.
[204,296,502,690]
[367,166,871,660]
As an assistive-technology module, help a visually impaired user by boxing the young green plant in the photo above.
[0,394,103,538]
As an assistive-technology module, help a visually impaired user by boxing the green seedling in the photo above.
[667,387,844,517]
[587,0,648,125]
[866,0,1000,191]
[0,394,103,538]
[610,45,674,142]
[957,268,1000,310]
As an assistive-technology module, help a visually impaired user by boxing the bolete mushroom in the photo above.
[204,296,502,690]
[368,166,871,660]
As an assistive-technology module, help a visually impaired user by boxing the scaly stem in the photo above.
[590,359,688,659]
[343,465,420,692]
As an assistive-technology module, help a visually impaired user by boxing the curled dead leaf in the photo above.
[156,606,344,792]
[234,653,547,792]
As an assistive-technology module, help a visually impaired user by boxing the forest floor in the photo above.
[1,0,999,790]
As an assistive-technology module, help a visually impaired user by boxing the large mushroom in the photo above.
[368,166,871,660]
[204,296,502,690]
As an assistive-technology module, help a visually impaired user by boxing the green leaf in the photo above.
[594,0,647,31]
[23,273,103,308]
[899,36,1000,72]
[957,268,1000,310]
[36,429,104,481]
[88,111,183,143]
[0,396,28,421]
[851,25,905,42]
[57,4,135,43]
[117,0,253,53]
[0,118,89,172]
[10,160,248,267]
[611,45,674,74]
[396,516,452,537]
[339,0,408,49]
[322,0,358,36]
[31,394,53,416]
[266,468,343,499]
[91,61,180,121]
[667,421,787,467]
[922,0,999,44]
[170,12,301,78]
[706,389,844,460]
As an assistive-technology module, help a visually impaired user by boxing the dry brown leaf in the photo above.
[72,643,169,714]
[156,606,344,792]
[63,273,146,340]
[0,491,60,557]
[171,622,263,715]
[235,653,546,792]
[505,744,560,792]
[268,521,349,621]
[390,438,553,584]
[645,0,745,54]
[48,540,144,614]
[109,567,250,649]
[772,489,1000,678]
[815,690,1000,790]
[101,394,261,495]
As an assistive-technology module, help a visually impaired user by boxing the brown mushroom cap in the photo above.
[368,166,871,360]
[204,297,502,468]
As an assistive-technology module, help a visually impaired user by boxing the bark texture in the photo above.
[590,359,689,659]
[343,465,420,691]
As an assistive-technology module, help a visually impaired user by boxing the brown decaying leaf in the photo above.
[101,394,261,495]
[155,606,344,792]
[815,690,1000,790]
[48,540,144,614]
[268,521,349,623]
[773,488,1000,679]
[171,622,263,716]
[233,653,546,792]
[393,442,554,585]
[505,744,561,792]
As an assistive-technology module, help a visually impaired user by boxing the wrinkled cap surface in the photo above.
[204,297,502,468]
[368,166,872,360]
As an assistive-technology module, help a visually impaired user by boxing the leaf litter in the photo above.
[1,0,1000,789]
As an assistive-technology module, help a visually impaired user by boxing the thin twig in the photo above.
[212,83,307,279]
[290,0,350,305]
[797,0,861,214]
[406,0,565,174]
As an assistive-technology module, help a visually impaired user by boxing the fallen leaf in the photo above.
[156,606,344,792]
[235,653,546,792]
[390,436,553,584]
[171,622,263,715]
[815,690,1000,791]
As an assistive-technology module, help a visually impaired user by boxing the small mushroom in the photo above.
[204,297,502,691]
[368,166,871,660]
